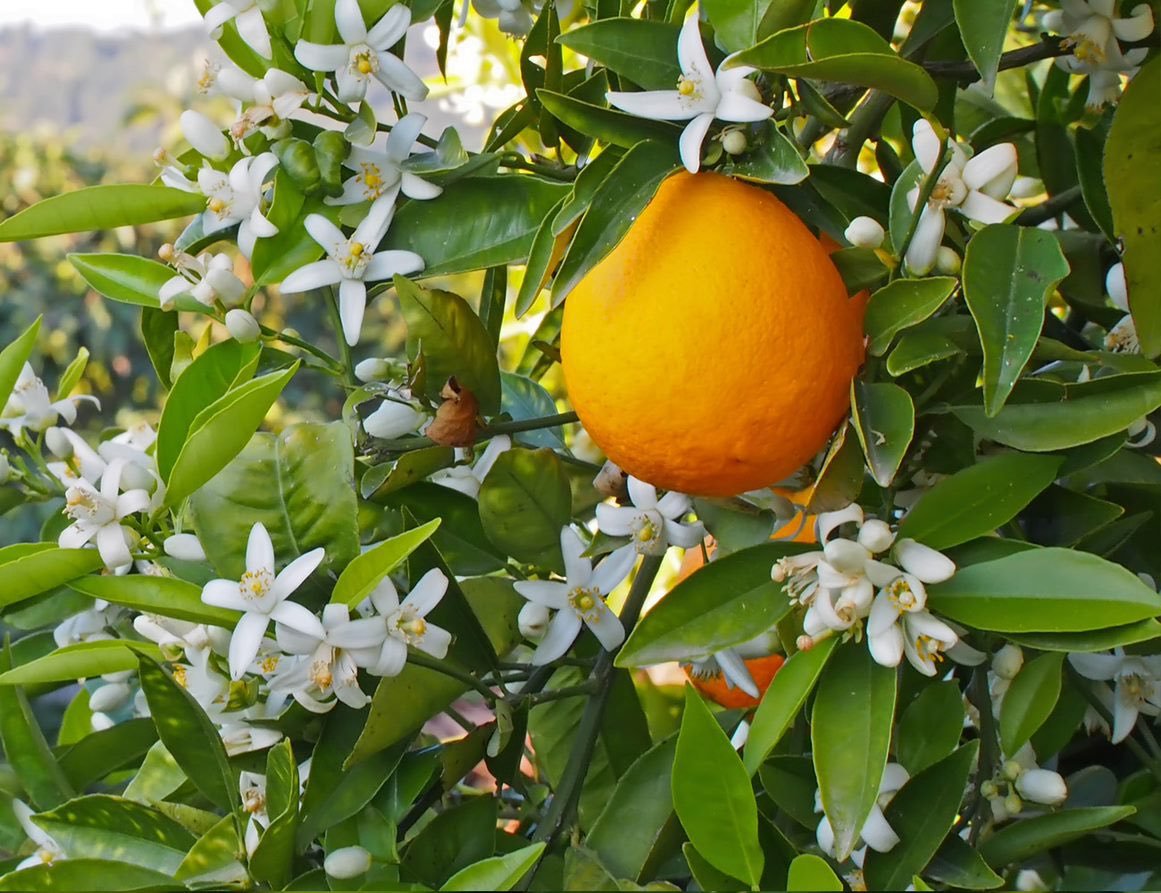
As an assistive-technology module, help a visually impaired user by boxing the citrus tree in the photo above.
[0,0,1159,890]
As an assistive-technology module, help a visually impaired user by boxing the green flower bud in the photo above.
[314,130,350,199]
[273,138,320,193]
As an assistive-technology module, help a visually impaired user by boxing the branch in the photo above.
[923,37,1070,83]
[1014,184,1083,225]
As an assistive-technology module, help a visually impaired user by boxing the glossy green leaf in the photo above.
[32,795,194,876]
[672,686,763,887]
[963,224,1070,416]
[1105,57,1161,357]
[1075,126,1115,241]
[536,90,682,150]
[727,18,938,111]
[361,448,454,500]
[785,854,842,891]
[395,276,502,413]
[514,197,568,318]
[380,482,505,575]
[979,805,1135,868]
[190,421,359,579]
[0,859,185,892]
[926,836,1005,889]
[852,380,915,487]
[381,176,568,277]
[703,0,778,51]
[441,843,546,891]
[555,18,681,89]
[1007,619,1161,653]
[0,646,73,809]
[331,520,441,606]
[70,575,238,627]
[478,447,571,571]
[617,542,804,667]
[137,655,237,811]
[57,718,159,791]
[743,637,837,776]
[166,362,298,505]
[68,253,200,310]
[721,123,809,185]
[897,453,1063,549]
[683,843,748,891]
[896,681,965,775]
[173,814,243,884]
[0,316,43,412]
[952,371,1161,451]
[863,742,979,890]
[887,331,964,376]
[249,741,300,888]
[140,307,178,390]
[864,277,957,357]
[929,548,1161,632]
[551,140,680,301]
[0,640,160,686]
[953,0,1016,89]
[831,247,890,296]
[500,372,567,450]
[402,797,497,887]
[1000,651,1064,755]
[0,185,205,242]
[758,0,817,38]
[0,544,105,610]
[807,422,865,514]
[812,643,897,860]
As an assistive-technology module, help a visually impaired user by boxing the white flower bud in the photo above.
[1106,262,1129,312]
[205,268,247,307]
[1015,768,1067,806]
[857,519,895,554]
[721,129,748,156]
[894,538,956,583]
[844,215,885,249]
[101,669,135,683]
[45,427,73,459]
[91,711,115,732]
[225,309,261,343]
[180,109,230,161]
[363,399,427,440]
[992,644,1024,680]
[518,602,551,640]
[165,533,207,562]
[89,681,132,713]
[324,845,372,879]
[1015,869,1049,892]
[0,453,9,483]
[354,358,391,382]
[934,246,961,276]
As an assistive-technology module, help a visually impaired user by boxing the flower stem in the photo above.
[405,651,498,704]
[259,324,343,372]
[967,665,1000,845]
[371,412,580,452]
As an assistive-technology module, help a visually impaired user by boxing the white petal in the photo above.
[401,172,442,200]
[204,1,238,37]
[590,545,637,595]
[595,503,637,536]
[280,260,343,293]
[165,533,206,562]
[513,580,569,609]
[962,143,1017,193]
[1113,4,1154,41]
[716,648,759,697]
[817,504,864,542]
[1015,768,1068,805]
[656,490,691,519]
[181,110,230,161]
[96,523,132,570]
[368,5,412,51]
[905,204,946,275]
[416,623,452,659]
[868,623,905,668]
[664,518,706,549]
[679,113,714,174]
[859,804,900,853]
[270,600,326,639]
[816,816,836,857]
[532,610,583,664]
[329,617,389,650]
[203,578,248,611]
[335,66,370,103]
[364,250,424,281]
[959,190,1016,224]
[1111,695,1139,744]
[894,538,956,583]
[400,568,448,616]
[59,522,97,549]
[353,194,398,245]
[335,0,369,43]
[1107,263,1129,312]
[295,40,349,72]
[275,621,322,654]
[234,5,272,57]
[606,89,697,121]
[912,120,943,174]
[374,53,429,101]
[229,612,270,679]
[560,527,592,586]
[715,90,773,123]
[627,476,658,510]
[246,522,275,574]
[1068,652,1122,680]
[677,12,714,85]
[879,763,910,796]
[271,547,326,600]
[585,602,625,651]
[339,278,367,346]
[371,636,408,677]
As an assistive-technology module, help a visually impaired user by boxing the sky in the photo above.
[0,0,203,31]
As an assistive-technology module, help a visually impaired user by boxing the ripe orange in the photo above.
[687,653,786,710]
[561,171,864,497]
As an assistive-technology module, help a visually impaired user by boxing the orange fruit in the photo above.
[561,171,865,497]
[687,653,786,710]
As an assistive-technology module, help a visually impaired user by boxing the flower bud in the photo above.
[593,460,628,499]
[45,427,73,459]
[89,681,132,713]
[1106,262,1128,312]
[363,398,427,440]
[225,309,261,343]
[857,519,895,554]
[1002,759,1024,782]
[934,246,961,276]
[518,602,551,640]
[1003,792,1024,815]
[158,243,176,263]
[721,129,748,156]
[980,779,998,799]
[91,711,115,732]
[844,215,885,249]
[894,538,956,583]
[165,533,207,562]
[180,109,230,161]
[991,643,1024,680]
[354,358,391,382]
[1015,768,1067,806]
[0,453,9,483]
[324,845,372,879]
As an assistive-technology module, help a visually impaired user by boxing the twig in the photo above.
[1014,185,1083,226]
[923,38,1070,83]
[372,412,580,453]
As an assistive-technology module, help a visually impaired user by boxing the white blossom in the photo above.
[325,113,442,206]
[11,800,65,870]
[198,153,280,259]
[180,109,230,161]
[1044,0,1153,107]
[429,436,511,499]
[0,364,98,436]
[362,386,429,439]
[58,459,151,570]
[225,309,262,343]
[816,763,909,864]
[158,247,247,310]
[596,476,705,562]
[347,569,452,676]
[844,216,885,249]
[325,845,372,879]
[1070,648,1161,743]
[203,0,271,58]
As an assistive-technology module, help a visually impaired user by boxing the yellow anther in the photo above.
[357,56,374,74]
[677,76,696,97]
[208,197,227,214]
[400,616,428,638]
[173,665,188,688]
[158,243,175,262]
[350,242,365,258]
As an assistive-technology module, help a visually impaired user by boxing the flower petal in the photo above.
[235,5,272,57]
[656,490,691,519]
[374,53,430,101]
[715,89,773,123]
[304,213,347,252]
[228,611,270,679]
[372,636,408,676]
[401,171,442,200]
[959,190,1016,224]
[894,538,956,583]
[400,568,448,616]
[591,544,637,595]
[275,621,322,654]
[417,623,452,659]
[911,119,942,174]
[904,204,945,275]
[716,648,759,697]
[513,580,569,609]
[280,260,343,293]
[962,142,1017,195]
[294,40,349,72]
[1113,4,1155,41]
[270,600,326,639]
[595,503,637,536]
[560,527,592,585]
[339,278,367,346]
[271,547,326,600]
[96,523,132,570]
[203,578,248,611]
[246,522,275,574]
[680,113,713,173]
[627,476,658,510]
[1068,651,1122,680]
[363,250,424,282]
[335,66,370,103]
[532,610,583,664]
[663,518,706,549]
[335,0,369,43]
[868,622,904,668]
[677,12,714,85]
[585,601,626,651]
[367,2,410,48]
[329,617,389,650]
[859,804,900,853]
[606,89,697,121]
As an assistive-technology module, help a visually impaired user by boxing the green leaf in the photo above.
[0,317,43,422]
[379,483,505,575]
[852,380,915,487]
[331,520,441,606]
[69,575,239,628]
[0,859,185,892]
[896,681,965,775]
[672,686,764,887]
[381,176,569,277]
[514,197,568,317]
[864,277,958,357]
[478,447,571,571]
[704,0,777,52]
[137,655,237,811]
[1075,126,1115,242]
[787,854,843,892]
[962,224,1070,416]
[742,637,837,776]
[68,253,198,310]
[395,276,502,414]
[727,18,938,111]
[979,805,1136,868]
[0,185,205,242]
[500,372,567,450]
[140,308,179,391]
[403,798,498,887]
[897,453,1063,550]
[55,348,89,401]
[361,448,454,500]
[720,124,809,185]
[555,18,682,89]
[0,646,73,809]
[812,643,897,860]
[173,814,242,884]
[350,665,468,764]
[887,331,964,376]
[536,91,683,151]
[999,651,1064,755]
[248,741,300,888]
[1105,57,1161,357]
[929,548,1161,632]
[617,542,803,667]
[165,363,298,505]
[31,795,195,876]
[863,742,979,891]
[0,640,161,686]
[952,370,1161,451]
[57,718,159,791]
[190,421,359,580]
[1007,618,1161,653]
[0,544,105,610]
[953,0,1016,89]
[926,836,1004,889]
[441,843,546,891]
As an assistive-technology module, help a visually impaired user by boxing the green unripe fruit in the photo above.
[314,130,350,198]
[273,138,321,193]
